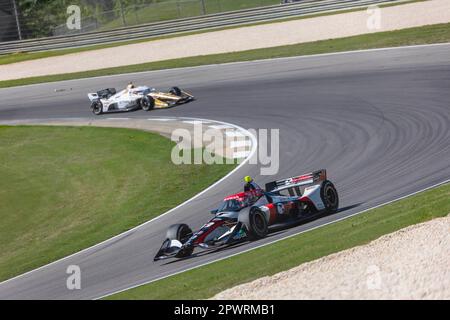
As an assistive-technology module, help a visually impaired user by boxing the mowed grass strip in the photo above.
[0,125,235,282]
[1,22,449,88]
[107,182,450,299]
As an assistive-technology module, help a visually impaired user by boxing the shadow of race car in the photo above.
[87,85,194,115]
[154,169,339,261]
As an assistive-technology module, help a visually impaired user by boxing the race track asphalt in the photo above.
[0,44,449,299]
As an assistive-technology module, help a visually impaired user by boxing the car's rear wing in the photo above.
[87,93,98,102]
[265,169,327,196]
[88,88,117,102]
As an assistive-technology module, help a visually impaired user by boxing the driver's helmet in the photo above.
[126,82,135,90]
[244,176,253,183]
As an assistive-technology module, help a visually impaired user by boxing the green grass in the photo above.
[82,1,281,31]
[0,125,235,282]
[0,0,425,67]
[107,182,450,299]
[1,20,448,89]
[101,0,282,30]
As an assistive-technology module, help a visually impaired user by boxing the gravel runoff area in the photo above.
[1,0,450,81]
[212,215,450,300]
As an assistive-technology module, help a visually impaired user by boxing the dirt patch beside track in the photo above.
[212,215,450,299]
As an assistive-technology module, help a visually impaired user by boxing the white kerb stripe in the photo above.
[209,124,234,130]
[182,120,208,124]
[230,140,251,148]
[233,150,251,158]
[225,131,246,137]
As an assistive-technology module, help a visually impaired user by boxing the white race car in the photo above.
[87,85,194,115]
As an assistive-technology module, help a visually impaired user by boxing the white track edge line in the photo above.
[0,116,258,287]
[96,177,450,300]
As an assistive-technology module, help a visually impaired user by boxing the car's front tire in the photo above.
[166,223,194,258]
[141,96,155,111]
[166,223,193,244]
[91,101,103,115]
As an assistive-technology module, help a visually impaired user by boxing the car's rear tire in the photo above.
[290,201,301,219]
[91,101,103,115]
[169,86,182,96]
[247,209,268,240]
[321,180,339,214]
[166,223,193,244]
[141,96,155,111]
